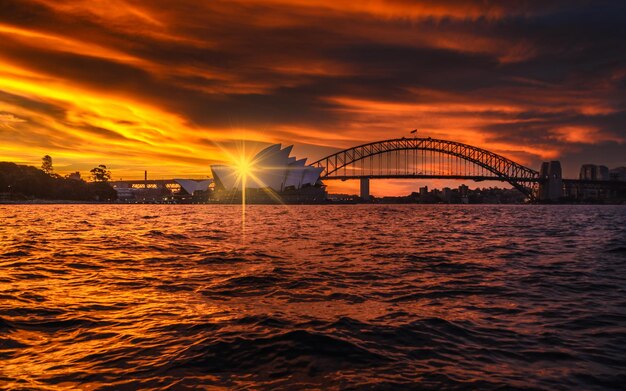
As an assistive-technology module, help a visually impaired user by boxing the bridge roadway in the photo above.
[323,175,538,182]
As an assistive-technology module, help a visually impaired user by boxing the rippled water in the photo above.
[1,205,625,390]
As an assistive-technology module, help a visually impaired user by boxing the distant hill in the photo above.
[0,162,116,201]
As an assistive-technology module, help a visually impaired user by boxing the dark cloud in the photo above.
[0,91,66,119]
[0,0,624,180]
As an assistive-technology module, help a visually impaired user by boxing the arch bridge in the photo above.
[310,137,540,200]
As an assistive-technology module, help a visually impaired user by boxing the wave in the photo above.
[2,204,625,390]
[166,329,387,376]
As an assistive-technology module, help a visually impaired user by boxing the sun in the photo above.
[235,156,253,179]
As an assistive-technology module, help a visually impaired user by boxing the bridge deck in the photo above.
[323,175,539,182]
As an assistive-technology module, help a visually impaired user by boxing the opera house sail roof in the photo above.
[173,179,213,195]
[210,144,324,193]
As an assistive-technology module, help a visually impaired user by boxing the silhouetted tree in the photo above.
[0,162,117,201]
[41,155,53,175]
[90,165,111,182]
[64,172,81,181]
[88,181,117,201]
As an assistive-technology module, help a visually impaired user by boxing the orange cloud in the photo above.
[550,126,623,145]
[0,0,623,188]
[240,0,512,20]
[0,63,243,178]
[0,113,26,128]
[0,24,147,67]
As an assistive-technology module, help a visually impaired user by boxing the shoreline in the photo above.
[1,200,623,205]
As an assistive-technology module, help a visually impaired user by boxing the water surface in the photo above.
[1,205,625,390]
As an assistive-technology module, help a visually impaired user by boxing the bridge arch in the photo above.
[310,138,540,198]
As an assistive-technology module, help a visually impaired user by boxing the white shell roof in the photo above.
[173,179,213,194]
[211,144,323,192]
[210,165,239,190]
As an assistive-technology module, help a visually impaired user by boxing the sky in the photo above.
[0,0,624,195]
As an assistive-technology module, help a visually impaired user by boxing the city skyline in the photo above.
[1,0,625,195]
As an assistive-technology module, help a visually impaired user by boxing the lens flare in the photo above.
[235,156,253,180]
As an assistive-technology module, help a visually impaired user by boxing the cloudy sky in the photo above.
[0,0,624,194]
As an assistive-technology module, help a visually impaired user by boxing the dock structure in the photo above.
[109,178,212,202]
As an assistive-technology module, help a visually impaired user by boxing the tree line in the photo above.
[0,156,117,201]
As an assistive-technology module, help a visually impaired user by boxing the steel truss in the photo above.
[310,138,540,198]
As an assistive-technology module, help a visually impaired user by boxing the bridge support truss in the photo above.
[311,137,540,199]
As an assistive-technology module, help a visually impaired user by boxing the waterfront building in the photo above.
[173,179,213,195]
[458,184,469,203]
[111,178,213,203]
[579,164,610,181]
[599,166,610,181]
[210,144,326,203]
[609,167,626,181]
[442,187,452,203]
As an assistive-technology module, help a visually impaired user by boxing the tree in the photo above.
[88,181,117,201]
[41,155,53,175]
[90,164,111,182]
[1,162,116,201]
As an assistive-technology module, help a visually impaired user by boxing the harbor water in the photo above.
[1,204,625,390]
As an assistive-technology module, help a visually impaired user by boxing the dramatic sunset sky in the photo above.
[0,0,624,194]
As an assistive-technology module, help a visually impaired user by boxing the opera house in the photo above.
[210,144,327,203]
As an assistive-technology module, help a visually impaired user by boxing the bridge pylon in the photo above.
[360,177,370,201]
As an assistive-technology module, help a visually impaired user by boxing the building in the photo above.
[609,167,626,182]
[458,184,469,204]
[579,164,609,181]
[210,144,326,203]
[173,179,213,195]
[441,187,452,203]
[111,178,213,203]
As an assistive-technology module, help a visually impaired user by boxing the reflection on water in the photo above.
[1,205,625,389]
